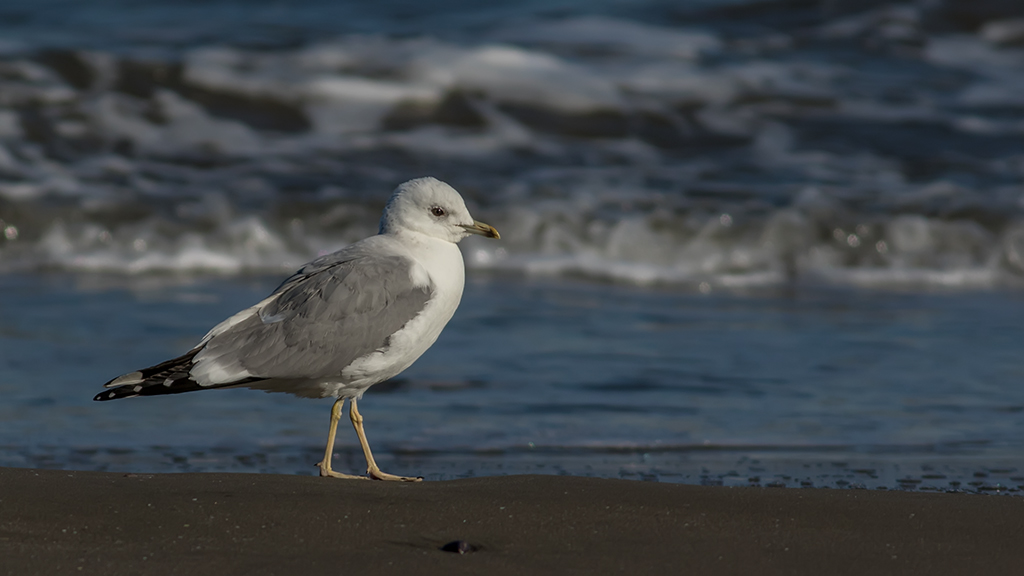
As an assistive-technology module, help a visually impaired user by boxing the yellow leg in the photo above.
[350,398,422,482]
[317,398,368,480]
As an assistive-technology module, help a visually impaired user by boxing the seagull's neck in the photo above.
[386,229,466,294]
[386,229,459,253]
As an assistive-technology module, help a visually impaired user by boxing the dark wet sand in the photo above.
[2,467,1022,575]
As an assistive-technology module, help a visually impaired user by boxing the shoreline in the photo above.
[2,467,1022,575]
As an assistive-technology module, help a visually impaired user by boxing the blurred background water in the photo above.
[1,0,1024,491]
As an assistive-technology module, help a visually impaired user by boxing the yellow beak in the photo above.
[462,220,500,239]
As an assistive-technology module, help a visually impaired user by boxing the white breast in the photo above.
[336,231,466,396]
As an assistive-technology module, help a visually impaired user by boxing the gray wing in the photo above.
[193,249,433,382]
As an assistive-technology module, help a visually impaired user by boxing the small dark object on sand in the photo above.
[440,540,478,554]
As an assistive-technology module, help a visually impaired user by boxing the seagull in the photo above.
[94,177,499,481]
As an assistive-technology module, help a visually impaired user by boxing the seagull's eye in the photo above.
[430,206,446,217]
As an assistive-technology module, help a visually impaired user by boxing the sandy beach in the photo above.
[2,467,1022,575]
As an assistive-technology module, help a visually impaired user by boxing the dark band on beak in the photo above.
[462,221,500,239]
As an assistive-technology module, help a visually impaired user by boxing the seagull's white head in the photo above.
[379,177,499,243]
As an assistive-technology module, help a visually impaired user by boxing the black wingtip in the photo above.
[93,375,266,402]
[94,388,140,402]
[94,348,204,402]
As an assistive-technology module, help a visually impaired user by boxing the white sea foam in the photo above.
[5,187,1019,291]
[1,12,1023,291]
[414,44,625,114]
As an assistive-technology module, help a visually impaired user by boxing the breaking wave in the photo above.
[1,2,1024,290]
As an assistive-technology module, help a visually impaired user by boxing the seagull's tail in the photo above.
[94,348,240,401]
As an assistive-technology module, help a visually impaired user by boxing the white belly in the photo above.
[333,234,465,397]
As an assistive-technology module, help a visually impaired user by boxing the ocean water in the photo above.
[1,0,1024,491]
[3,273,1024,491]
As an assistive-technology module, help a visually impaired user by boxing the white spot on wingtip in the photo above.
[105,371,144,388]
[108,392,116,399]
[133,385,143,392]
[164,378,174,386]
